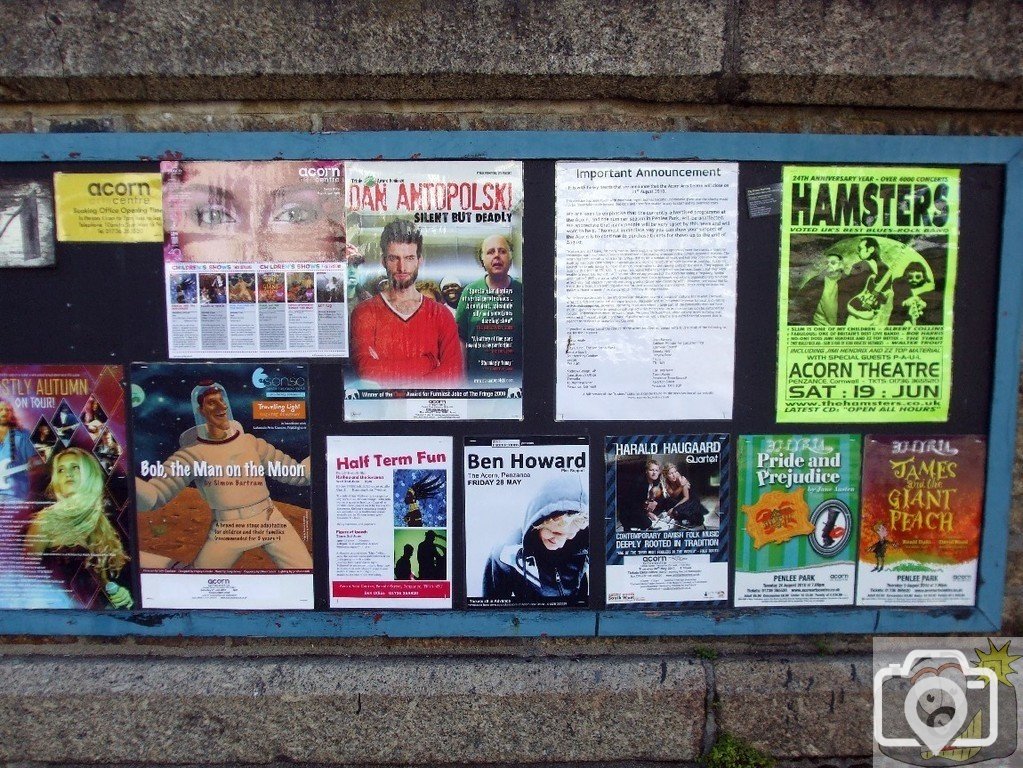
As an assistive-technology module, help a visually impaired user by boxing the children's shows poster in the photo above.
[777,166,959,423]
[735,434,860,607]
[131,363,314,609]
[856,434,985,606]
[343,161,524,421]
[0,169,54,268]
[327,435,452,608]
[464,436,589,608]
[605,434,729,607]
[161,160,349,359]
[0,365,134,609]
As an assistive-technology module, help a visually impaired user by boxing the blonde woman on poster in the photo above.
[24,448,134,609]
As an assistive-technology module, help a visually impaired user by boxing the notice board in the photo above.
[0,132,1018,637]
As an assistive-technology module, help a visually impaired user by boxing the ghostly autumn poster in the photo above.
[856,435,985,606]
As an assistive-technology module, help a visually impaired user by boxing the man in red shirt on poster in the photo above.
[350,219,464,387]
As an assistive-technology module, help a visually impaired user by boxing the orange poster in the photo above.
[856,435,985,606]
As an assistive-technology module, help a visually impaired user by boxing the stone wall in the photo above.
[1,0,1021,765]
[0,636,876,765]
[3,0,1022,110]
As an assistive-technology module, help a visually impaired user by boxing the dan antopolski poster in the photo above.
[343,161,524,421]
[735,434,860,607]
[464,436,589,608]
[328,435,452,608]
[777,166,959,422]
[131,363,314,609]
[856,435,984,606]
[555,162,738,421]
[0,365,134,609]
[605,434,729,606]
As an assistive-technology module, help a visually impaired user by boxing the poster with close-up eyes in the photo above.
[161,160,349,358]
[342,160,524,421]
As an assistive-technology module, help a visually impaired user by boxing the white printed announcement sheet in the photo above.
[555,162,738,421]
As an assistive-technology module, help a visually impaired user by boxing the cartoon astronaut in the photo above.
[135,380,312,570]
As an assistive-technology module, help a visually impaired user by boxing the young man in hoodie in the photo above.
[481,475,589,606]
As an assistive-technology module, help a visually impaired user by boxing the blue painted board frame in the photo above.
[0,130,1018,638]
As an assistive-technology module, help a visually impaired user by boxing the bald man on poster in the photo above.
[455,233,523,384]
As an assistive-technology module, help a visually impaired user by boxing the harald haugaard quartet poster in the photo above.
[131,363,314,609]
[777,166,959,423]
[605,435,729,606]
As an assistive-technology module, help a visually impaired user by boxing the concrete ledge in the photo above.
[737,0,1023,109]
[0,0,725,103]
[715,656,873,758]
[0,656,706,764]
[2,0,1022,110]
[732,74,1023,111]
[4,100,1023,136]
[0,74,724,104]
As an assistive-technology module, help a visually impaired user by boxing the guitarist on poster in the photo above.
[846,237,894,327]
[0,399,37,500]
